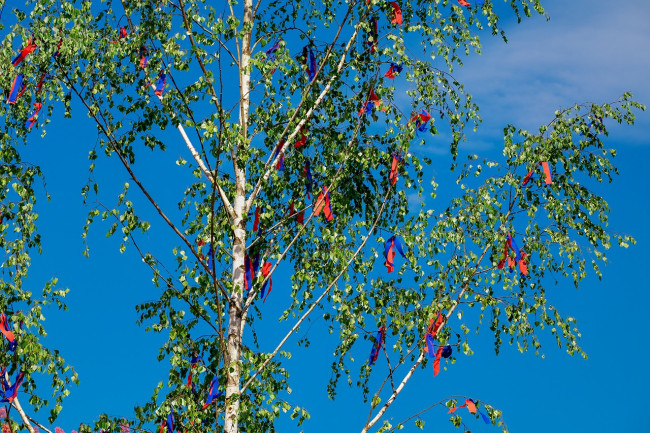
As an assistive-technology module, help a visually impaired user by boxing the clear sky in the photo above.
[12,1,650,432]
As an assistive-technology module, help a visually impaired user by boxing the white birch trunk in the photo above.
[224,0,253,431]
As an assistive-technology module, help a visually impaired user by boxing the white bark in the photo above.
[224,0,253,431]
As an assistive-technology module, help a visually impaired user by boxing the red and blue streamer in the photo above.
[302,45,316,82]
[8,74,26,104]
[139,46,148,69]
[110,27,128,43]
[448,398,490,423]
[497,234,528,276]
[274,142,285,171]
[412,110,431,132]
[154,71,167,96]
[314,187,334,221]
[0,369,24,403]
[368,326,386,365]
[11,38,37,67]
[384,63,403,79]
[265,41,280,61]
[0,314,16,352]
[260,262,273,303]
[358,88,381,116]
[26,103,43,129]
[384,235,407,273]
[202,377,223,409]
[290,202,304,225]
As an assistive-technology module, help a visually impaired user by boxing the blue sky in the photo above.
[13,0,650,432]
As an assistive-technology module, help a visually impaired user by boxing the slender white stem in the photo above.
[149,84,235,219]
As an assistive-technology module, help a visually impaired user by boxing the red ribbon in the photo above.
[110,27,128,43]
[294,126,308,148]
[432,347,444,376]
[389,154,400,185]
[314,187,334,221]
[289,202,304,225]
[36,73,47,93]
[0,314,15,344]
[253,207,260,232]
[389,2,403,25]
[522,162,552,186]
[448,399,477,414]
[458,0,471,6]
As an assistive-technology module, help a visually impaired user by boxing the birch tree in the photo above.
[0,1,643,433]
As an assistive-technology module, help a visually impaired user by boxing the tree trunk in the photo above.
[224,0,253,431]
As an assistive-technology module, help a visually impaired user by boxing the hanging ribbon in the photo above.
[274,142,285,171]
[159,411,174,433]
[497,234,528,276]
[384,63,403,79]
[424,314,447,375]
[11,38,37,67]
[197,239,206,261]
[265,41,280,60]
[52,38,63,59]
[0,369,24,403]
[36,73,48,93]
[289,202,304,225]
[358,88,382,116]
[154,71,167,96]
[26,103,43,129]
[457,0,471,6]
[260,262,273,303]
[432,347,444,376]
[206,245,214,270]
[139,46,148,69]
[368,326,386,365]
[411,110,431,132]
[427,313,445,339]
[186,354,204,389]
[265,41,280,74]
[389,154,400,185]
[7,74,26,104]
[478,404,491,424]
[522,162,552,186]
[541,162,552,185]
[507,233,521,263]
[432,344,453,376]
[389,2,403,25]
[302,45,316,82]
[0,314,16,352]
[450,398,491,423]
[110,27,128,43]
[202,377,223,409]
[314,187,334,221]
[253,207,261,233]
[294,126,308,148]
[383,235,407,273]
[303,160,313,199]
[244,255,259,292]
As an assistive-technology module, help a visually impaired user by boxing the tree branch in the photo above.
[240,185,393,394]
